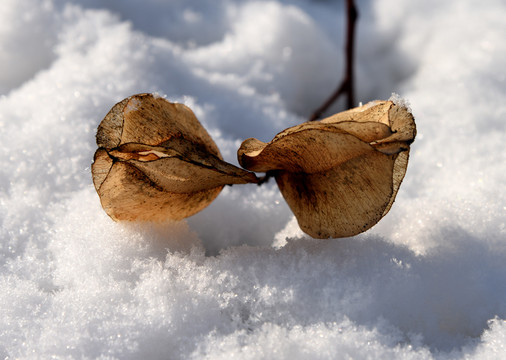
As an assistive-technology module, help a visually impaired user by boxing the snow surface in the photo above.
[1,0,505,358]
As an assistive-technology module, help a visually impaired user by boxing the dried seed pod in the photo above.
[238,100,416,239]
[92,93,258,222]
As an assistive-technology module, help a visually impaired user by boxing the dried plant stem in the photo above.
[309,0,358,121]
[256,170,275,186]
[255,1,358,184]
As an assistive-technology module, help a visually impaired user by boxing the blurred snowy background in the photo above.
[1,0,505,358]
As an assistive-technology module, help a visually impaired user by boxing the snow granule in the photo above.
[389,92,412,113]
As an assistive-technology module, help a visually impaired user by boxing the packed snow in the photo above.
[1,0,505,359]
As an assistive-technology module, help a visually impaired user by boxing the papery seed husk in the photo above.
[275,150,399,238]
[95,158,223,221]
[237,100,415,239]
[93,93,257,222]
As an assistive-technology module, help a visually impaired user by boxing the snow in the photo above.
[1,0,505,358]
[389,93,412,114]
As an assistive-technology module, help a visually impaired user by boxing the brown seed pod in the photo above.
[92,93,258,222]
[238,100,416,239]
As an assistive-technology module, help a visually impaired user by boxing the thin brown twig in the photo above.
[309,0,358,121]
[253,1,358,186]
[256,170,275,186]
